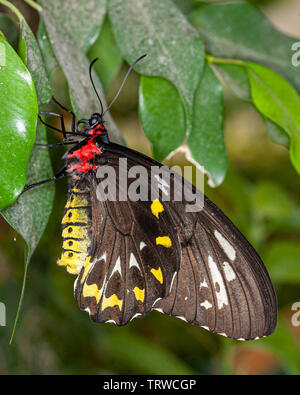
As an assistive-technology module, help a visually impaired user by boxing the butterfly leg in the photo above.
[22,166,68,194]
[52,96,76,134]
[39,110,67,138]
[35,141,81,148]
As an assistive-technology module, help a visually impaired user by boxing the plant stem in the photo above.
[206,54,246,67]
[0,0,24,23]
[24,0,42,13]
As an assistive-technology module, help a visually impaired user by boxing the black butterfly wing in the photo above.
[73,167,181,326]
[95,143,277,340]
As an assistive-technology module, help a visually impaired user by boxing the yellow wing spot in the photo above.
[62,225,88,239]
[151,199,164,219]
[81,256,93,284]
[83,282,101,303]
[133,286,145,302]
[102,294,123,311]
[156,236,172,248]
[151,267,163,284]
[62,208,88,224]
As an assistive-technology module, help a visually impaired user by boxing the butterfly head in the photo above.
[86,112,109,144]
[89,112,102,127]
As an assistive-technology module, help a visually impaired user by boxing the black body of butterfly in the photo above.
[25,56,277,341]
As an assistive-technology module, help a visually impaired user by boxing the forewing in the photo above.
[74,162,181,326]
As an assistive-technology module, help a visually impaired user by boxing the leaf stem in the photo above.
[0,0,24,23]
[9,249,31,345]
[23,0,42,13]
[206,54,246,67]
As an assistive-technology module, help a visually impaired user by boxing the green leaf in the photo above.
[0,36,38,209]
[37,21,59,80]
[189,2,300,91]
[2,122,54,254]
[0,0,51,107]
[247,62,300,174]
[139,75,185,162]
[209,61,290,147]
[263,241,300,284]
[88,17,123,94]
[19,18,52,108]
[188,62,227,186]
[38,0,124,144]
[109,0,205,134]
[0,13,18,49]
[107,330,194,374]
[265,118,289,148]
[212,63,251,102]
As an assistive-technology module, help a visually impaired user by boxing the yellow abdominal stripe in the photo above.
[151,199,164,219]
[133,286,145,302]
[156,236,172,248]
[58,188,90,275]
[62,208,88,224]
[151,267,163,284]
[62,225,88,239]
[65,192,89,209]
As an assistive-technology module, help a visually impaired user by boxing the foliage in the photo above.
[0,0,299,375]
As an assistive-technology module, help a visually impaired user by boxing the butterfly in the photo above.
[24,56,277,341]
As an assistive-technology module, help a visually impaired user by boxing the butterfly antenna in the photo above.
[103,54,147,115]
[89,58,104,115]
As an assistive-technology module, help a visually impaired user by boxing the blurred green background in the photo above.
[0,0,300,374]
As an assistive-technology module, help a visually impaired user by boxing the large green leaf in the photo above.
[0,36,38,209]
[139,75,185,162]
[189,2,300,91]
[188,62,227,186]
[109,0,205,134]
[247,62,300,174]
[87,17,123,94]
[38,0,124,144]
[211,61,290,148]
